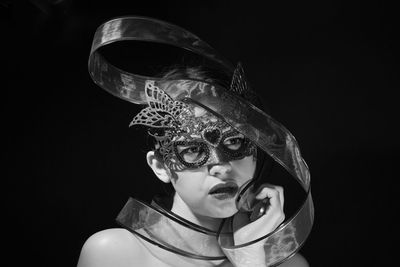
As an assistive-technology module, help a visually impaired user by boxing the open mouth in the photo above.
[208,182,239,200]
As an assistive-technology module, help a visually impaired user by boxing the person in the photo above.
[78,16,313,267]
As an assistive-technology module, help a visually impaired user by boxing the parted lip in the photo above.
[208,181,239,195]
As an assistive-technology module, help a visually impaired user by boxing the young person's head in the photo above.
[141,65,265,218]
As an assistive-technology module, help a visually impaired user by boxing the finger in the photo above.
[255,187,281,209]
[255,184,284,210]
[235,199,285,244]
[275,185,284,210]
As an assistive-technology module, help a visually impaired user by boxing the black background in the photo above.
[4,1,399,266]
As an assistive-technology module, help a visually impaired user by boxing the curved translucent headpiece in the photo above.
[89,16,313,265]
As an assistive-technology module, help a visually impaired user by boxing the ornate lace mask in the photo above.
[130,81,256,170]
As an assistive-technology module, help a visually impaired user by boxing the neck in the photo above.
[171,193,222,231]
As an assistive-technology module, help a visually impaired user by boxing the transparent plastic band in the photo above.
[88,16,234,105]
[217,191,314,267]
[88,16,310,188]
[89,16,314,265]
[180,89,310,189]
[116,197,226,260]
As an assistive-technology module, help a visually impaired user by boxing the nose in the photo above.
[208,162,232,178]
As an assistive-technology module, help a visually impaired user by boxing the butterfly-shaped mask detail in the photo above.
[129,81,189,131]
[130,62,255,132]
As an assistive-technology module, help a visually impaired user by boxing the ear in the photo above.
[146,151,171,183]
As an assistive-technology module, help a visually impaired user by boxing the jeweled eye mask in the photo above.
[130,81,256,170]
[172,129,255,170]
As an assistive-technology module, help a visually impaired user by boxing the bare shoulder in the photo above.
[77,228,147,267]
[278,253,309,267]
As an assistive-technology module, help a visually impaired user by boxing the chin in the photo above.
[207,202,238,218]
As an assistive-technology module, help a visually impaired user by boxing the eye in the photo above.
[223,135,245,150]
[178,145,206,163]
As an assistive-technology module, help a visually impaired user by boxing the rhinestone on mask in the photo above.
[201,126,222,147]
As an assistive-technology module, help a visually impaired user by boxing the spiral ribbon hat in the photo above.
[88,16,313,266]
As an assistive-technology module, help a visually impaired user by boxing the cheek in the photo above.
[172,171,208,201]
[233,156,257,180]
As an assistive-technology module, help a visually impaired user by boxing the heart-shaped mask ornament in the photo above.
[202,127,222,147]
